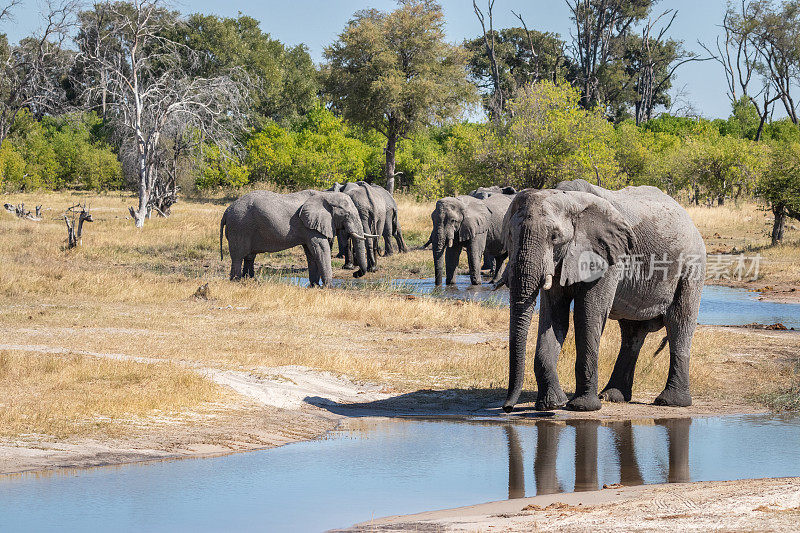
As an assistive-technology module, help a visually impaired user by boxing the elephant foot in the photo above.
[599,387,631,403]
[367,265,378,273]
[352,269,366,278]
[534,388,568,411]
[566,393,602,412]
[654,388,692,407]
[342,262,355,270]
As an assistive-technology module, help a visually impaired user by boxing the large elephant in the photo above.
[364,183,407,256]
[220,190,369,285]
[328,182,385,271]
[431,193,513,286]
[502,179,705,412]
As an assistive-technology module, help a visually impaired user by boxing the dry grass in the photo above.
[0,350,227,439]
[687,202,800,287]
[0,190,798,444]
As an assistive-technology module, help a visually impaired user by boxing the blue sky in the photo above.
[1,0,731,118]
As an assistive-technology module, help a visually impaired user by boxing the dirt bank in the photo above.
[348,477,800,532]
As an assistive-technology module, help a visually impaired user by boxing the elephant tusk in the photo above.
[362,233,381,239]
[351,234,366,241]
[542,273,553,290]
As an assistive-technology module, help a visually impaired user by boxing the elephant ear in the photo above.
[459,200,491,241]
[299,195,334,239]
[559,196,635,286]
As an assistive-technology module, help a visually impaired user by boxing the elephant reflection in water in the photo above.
[503,418,691,498]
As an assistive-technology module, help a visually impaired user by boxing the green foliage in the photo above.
[680,133,767,202]
[502,82,619,189]
[0,110,120,191]
[239,105,382,190]
[464,27,572,115]
[717,96,762,139]
[195,144,250,189]
[180,14,319,125]
[758,142,800,216]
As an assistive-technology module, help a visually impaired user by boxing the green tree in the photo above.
[179,14,318,125]
[323,0,476,193]
[681,133,767,205]
[758,142,800,245]
[464,27,572,117]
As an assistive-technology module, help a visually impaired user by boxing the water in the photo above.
[274,274,800,329]
[2,415,800,532]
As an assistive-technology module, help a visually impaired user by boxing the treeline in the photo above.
[1,0,800,239]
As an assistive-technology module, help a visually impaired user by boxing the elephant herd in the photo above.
[220,179,706,413]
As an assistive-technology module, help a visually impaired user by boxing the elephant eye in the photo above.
[551,231,559,242]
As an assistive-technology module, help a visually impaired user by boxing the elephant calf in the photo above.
[431,193,513,286]
[220,190,369,286]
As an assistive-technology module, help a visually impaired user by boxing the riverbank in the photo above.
[1,191,799,476]
[348,477,800,532]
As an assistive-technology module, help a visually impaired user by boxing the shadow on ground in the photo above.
[304,388,558,420]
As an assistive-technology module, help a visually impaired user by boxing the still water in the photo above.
[2,415,799,532]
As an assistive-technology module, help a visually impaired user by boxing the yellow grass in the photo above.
[0,190,798,443]
[0,350,226,438]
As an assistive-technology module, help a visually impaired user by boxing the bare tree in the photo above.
[633,10,708,125]
[703,1,781,140]
[565,0,650,109]
[77,0,248,227]
[473,0,503,119]
[0,0,76,149]
[64,203,93,248]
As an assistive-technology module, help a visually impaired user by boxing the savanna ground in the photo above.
[1,190,799,518]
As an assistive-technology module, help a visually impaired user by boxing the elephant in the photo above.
[363,182,407,256]
[502,179,706,413]
[469,185,517,200]
[219,190,369,286]
[328,182,386,271]
[431,193,513,286]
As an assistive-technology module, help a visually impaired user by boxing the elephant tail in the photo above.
[653,336,668,356]
[219,211,227,261]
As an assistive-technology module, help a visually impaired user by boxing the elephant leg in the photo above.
[309,237,333,288]
[533,286,571,410]
[600,319,651,403]
[339,231,354,270]
[383,218,394,256]
[243,254,256,279]
[303,245,320,287]
[567,276,617,412]
[444,243,462,285]
[492,254,507,283]
[229,256,244,281]
[466,236,485,285]
[394,222,407,253]
[655,277,698,407]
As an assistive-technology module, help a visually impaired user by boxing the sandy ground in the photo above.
[0,338,767,475]
[347,477,800,532]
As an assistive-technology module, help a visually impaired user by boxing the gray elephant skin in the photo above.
[431,193,513,286]
[469,185,517,199]
[220,190,369,286]
[330,182,407,265]
[502,179,705,413]
[328,182,385,271]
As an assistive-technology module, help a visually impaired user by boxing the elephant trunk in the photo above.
[432,226,446,286]
[351,235,369,278]
[503,234,543,413]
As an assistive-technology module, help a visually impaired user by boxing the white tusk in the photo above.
[351,234,366,241]
[362,233,381,238]
[542,274,553,290]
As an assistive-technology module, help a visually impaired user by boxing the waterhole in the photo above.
[2,415,799,532]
